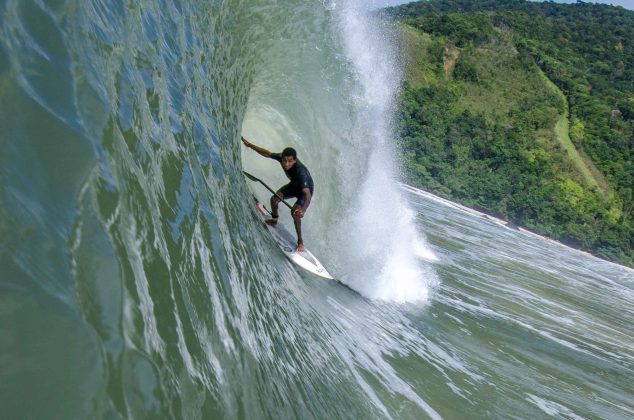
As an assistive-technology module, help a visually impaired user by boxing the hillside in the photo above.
[386,0,634,266]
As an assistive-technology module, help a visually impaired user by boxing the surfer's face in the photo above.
[281,155,296,171]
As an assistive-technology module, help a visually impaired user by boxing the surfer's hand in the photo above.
[293,208,304,218]
[241,136,250,148]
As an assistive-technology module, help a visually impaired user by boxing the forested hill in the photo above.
[386,0,634,267]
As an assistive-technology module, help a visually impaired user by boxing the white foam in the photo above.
[334,1,439,303]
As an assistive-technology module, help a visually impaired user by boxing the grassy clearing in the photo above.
[539,68,610,196]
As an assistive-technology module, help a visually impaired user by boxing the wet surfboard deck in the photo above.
[254,199,334,280]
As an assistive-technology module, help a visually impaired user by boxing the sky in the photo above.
[370,0,634,10]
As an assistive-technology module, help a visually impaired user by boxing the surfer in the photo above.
[242,136,314,252]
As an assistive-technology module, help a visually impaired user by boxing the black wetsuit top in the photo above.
[270,153,314,201]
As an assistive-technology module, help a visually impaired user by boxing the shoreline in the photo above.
[399,183,634,275]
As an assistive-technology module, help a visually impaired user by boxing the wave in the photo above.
[1,0,439,418]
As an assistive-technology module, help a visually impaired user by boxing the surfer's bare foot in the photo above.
[295,243,305,252]
[265,218,278,226]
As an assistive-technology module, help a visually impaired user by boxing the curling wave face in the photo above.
[2,2,633,418]
[1,0,440,418]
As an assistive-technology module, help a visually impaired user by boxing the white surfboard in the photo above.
[254,199,334,280]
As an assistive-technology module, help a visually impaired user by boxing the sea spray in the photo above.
[3,1,633,419]
[333,0,438,301]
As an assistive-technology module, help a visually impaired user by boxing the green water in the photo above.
[1,0,633,418]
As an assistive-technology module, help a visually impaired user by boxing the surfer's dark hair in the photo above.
[281,147,297,159]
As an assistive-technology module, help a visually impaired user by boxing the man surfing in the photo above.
[242,136,314,252]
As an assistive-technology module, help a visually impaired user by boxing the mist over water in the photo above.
[1,0,633,419]
[337,2,438,301]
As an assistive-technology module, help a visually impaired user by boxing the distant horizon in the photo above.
[371,0,634,11]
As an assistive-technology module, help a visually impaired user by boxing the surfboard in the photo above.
[254,199,334,280]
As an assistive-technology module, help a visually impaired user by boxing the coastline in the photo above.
[400,183,634,275]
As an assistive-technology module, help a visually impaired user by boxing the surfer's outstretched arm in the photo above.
[241,136,272,158]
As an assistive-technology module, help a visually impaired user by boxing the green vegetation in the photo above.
[387,0,634,266]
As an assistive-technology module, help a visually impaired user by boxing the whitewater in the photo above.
[1,0,632,419]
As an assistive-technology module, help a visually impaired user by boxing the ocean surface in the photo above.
[1,0,633,418]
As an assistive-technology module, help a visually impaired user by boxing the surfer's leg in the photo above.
[291,198,306,252]
[271,183,295,219]
[270,193,281,219]
[266,193,280,226]
[270,185,291,219]
[292,203,304,252]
